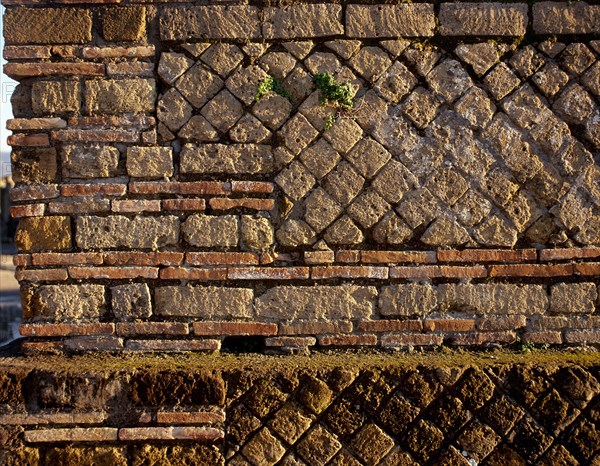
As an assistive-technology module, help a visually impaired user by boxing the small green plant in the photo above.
[516,337,549,354]
[254,76,290,102]
[313,72,355,109]
[323,114,337,131]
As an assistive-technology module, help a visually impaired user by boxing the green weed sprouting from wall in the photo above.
[313,72,356,130]
[254,76,291,102]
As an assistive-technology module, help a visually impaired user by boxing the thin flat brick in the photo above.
[390,266,441,279]
[489,263,575,277]
[15,269,68,282]
[64,336,124,351]
[10,185,59,201]
[52,129,139,143]
[423,319,476,332]
[304,251,335,265]
[440,3,528,36]
[68,115,155,128]
[116,323,189,336]
[20,323,114,337]
[382,333,443,347]
[319,334,378,346]
[540,248,600,261]
[6,118,66,131]
[439,266,487,279]
[0,412,107,426]
[346,4,436,38]
[265,336,316,347]
[4,63,103,78]
[438,249,537,263]
[129,181,229,195]
[279,321,353,336]
[13,254,32,266]
[48,199,110,215]
[104,252,183,266]
[355,320,423,333]
[119,426,223,441]
[522,332,562,345]
[157,411,225,425]
[193,322,277,336]
[162,199,206,211]
[82,46,155,59]
[187,252,259,266]
[564,330,600,344]
[209,198,275,211]
[311,266,388,279]
[68,266,158,279]
[575,263,600,276]
[449,331,517,345]
[336,250,360,263]
[231,181,274,193]
[21,341,65,355]
[61,183,126,197]
[160,267,227,280]
[24,428,118,443]
[477,316,527,331]
[107,62,155,78]
[32,252,103,266]
[361,251,437,264]
[125,339,221,352]
[3,46,52,60]
[528,316,569,331]
[10,204,45,218]
[7,134,50,147]
[533,2,600,34]
[112,199,161,213]
[228,267,309,280]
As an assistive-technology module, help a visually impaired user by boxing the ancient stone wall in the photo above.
[3,1,600,352]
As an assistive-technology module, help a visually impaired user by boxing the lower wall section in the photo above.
[1,352,599,465]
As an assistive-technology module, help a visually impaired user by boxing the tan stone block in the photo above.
[85,79,155,115]
[263,4,343,39]
[22,284,105,322]
[181,214,238,248]
[32,80,80,115]
[11,148,57,184]
[155,286,253,319]
[62,145,119,179]
[346,4,435,38]
[4,8,92,45]
[127,147,173,178]
[440,3,528,36]
[102,6,146,42]
[15,216,71,252]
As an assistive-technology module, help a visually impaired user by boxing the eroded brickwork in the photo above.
[3,1,599,352]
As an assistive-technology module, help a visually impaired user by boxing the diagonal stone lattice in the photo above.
[157,38,599,252]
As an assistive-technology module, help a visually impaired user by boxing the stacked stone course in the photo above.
[3,1,600,353]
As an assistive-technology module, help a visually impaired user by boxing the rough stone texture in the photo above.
[76,216,179,250]
[346,5,436,38]
[550,283,598,314]
[440,3,528,36]
[15,216,71,252]
[533,2,600,35]
[84,79,156,115]
[62,145,119,179]
[155,286,253,319]
[102,6,146,42]
[241,216,274,252]
[180,144,273,175]
[380,284,438,317]
[11,149,57,184]
[255,286,376,321]
[127,147,173,178]
[111,284,152,321]
[32,81,80,115]
[4,8,92,44]
[22,284,105,322]
[182,215,238,248]
[263,5,343,39]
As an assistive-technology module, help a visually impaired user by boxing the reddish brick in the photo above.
[304,251,335,264]
[119,426,223,441]
[540,248,600,261]
[209,197,275,211]
[15,268,68,282]
[107,62,155,77]
[49,198,110,214]
[49,45,81,58]
[575,263,600,276]
[423,319,476,332]
[265,337,316,347]
[488,263,575,277]
[311,266,388,279]
[52,129,139,143]
[129,181,229,195]
[477,316,527,331]
[160,267,227,280]
[4,62,104,78]
[68,266,158,279]
[193,322,277,336]
[68,115,155,128]
[449,331,517,345]
[7,133,50,147]
[231,181,274,193]
[381,333,443,347]
[20,323,114,337]
[162,199,206,211]
[32,252,103,266]
[125,339,221,352]
[61,183,126,197]
[157,411,225,425]
[116,322,189,336]
[104,251,183,266]
[10,185,59,201]
[564,331,600,344]
[112,199,161,212]
[228,267,309,280]
[3,45,51,59]
[390,266,441,279]
[319,334,378,346]
[0,412,107,425]
[437,249,537,263]
[64,336,124,351]
[7,118,66,131]
[10,204,45,217]
[522,332,562,345]
[12,254,31,266]
[361,250,437,264]
[259,252,276,265]
[82,46,155,59]
[279,321,353,335]
[186,252,259,266]
[355,320,423,333]
[21,341,65,355]
[24,428,118,443]
[439,265,487,278]
[336,250,360,263]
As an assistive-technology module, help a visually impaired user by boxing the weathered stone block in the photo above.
[102,6,146,42]
[11,148,57,184]
[533,2,600,35]
[126,147,173,178]
[440,3,528,36]
[380,284,437,317]
[155,286,253,319]
[4,8,92,44]
[182,215,239,248]
[15,216,71,252]
[255,285,376,321]
[32,80,80,115]
[241,216,273,251]
[550,283,597,314]
[111,283,152,321]
[76,216,179,250]
[180,144,273,175]
[84,79,155,115]
[346,5,435,38]
[23,284,105,322]
[263,5,343,39]
[62,145,120,179]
